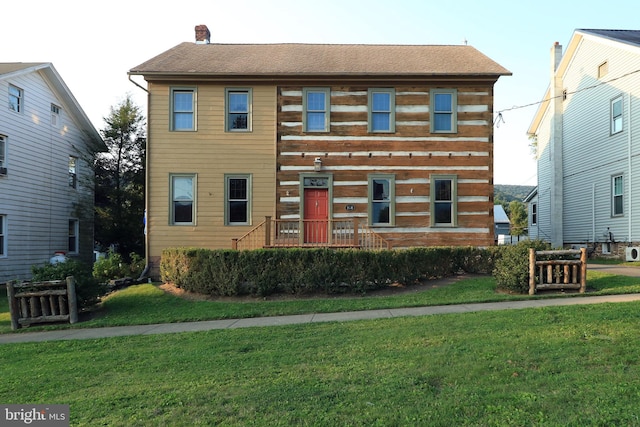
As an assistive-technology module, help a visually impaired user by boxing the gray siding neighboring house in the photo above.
[494,204,511,238]
[0,63,105,283]
[528,29,640,258]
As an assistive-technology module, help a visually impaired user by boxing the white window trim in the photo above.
[430,89,458,133]
[612,174,624,217]
[8,84,23,113]
[611,95,623,135]
[170,87,197,131]
[170,173,197,225]
[69,156,77,189]
[0,134,6,173]
[225,88,252,132]
[303,87,330,132]
[368,174,395,226]
[531,203,537,226]
[430,175,458,227]
[224,174,252,226]
[368,88,395,133]
[0,214,6,257]
[68,219,79,254]
[51,104,61,127]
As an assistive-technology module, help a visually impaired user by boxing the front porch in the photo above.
[232,217,391,251]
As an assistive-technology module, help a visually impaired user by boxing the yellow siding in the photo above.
[147,83,277,269]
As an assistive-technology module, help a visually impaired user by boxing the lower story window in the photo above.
[430,175,457,227]
[368,174,395,226]
[0,214,6,256]
[225,175,251,225]
[613,175,623,216]
[171,174,196,225]
[68,219,79,254]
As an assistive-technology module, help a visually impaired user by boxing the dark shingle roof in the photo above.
[129,43,511,78]
[578,29,640,48]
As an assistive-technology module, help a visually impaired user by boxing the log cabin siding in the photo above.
[277,84,495,248]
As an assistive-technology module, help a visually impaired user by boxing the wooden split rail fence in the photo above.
[529,248,587,295]
[6,276,78,330]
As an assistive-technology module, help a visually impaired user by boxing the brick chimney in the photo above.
[195,25,210,44]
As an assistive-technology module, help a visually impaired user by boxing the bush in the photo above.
[93,250,145,283]
[160,246,497,297]
[31,260,106,309]
[492,240,551,293]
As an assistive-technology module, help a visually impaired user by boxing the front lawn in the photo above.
[2,300,640,425]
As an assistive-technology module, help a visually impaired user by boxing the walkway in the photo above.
[3,292,640,344]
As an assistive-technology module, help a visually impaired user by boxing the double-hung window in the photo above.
[0,135,6,174]
[430,175,457,227]
[531,203,537,226]
[612,175,623,216]
[303,88,330,132]
[68,156,77,188]
[51,104,60,127]
[430,89,458,133]
[171,88,196,131]
[0,214,6,257]
[68,219,79,254]
[368,174,395,226]
[225,174,251,225]
[226,89,251,131]
[611,95,623,135]
[9,85,22,113]
[171,174,196,225]
[368,89,395,133]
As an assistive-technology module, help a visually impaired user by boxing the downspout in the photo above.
[592,183,595,245]
[628,92,632,244]
[129,74,151,281]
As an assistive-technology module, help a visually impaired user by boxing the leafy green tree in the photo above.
[95,95,146,258]
[508,200,528,236]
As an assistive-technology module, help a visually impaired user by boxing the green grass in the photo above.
[2,301,640,425]
[3,270,640,334]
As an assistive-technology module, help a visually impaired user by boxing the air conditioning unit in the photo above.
[625,247,640,262]
[0,167,6,176]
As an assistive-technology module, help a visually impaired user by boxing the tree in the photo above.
[508,200,528,236]
[95,95,146,258]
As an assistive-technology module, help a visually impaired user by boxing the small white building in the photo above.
[0,63,105,283]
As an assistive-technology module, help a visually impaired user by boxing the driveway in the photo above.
[587,263,640,277]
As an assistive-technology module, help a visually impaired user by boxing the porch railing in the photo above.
[232,216,391,251]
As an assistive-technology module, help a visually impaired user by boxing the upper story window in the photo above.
[171,88,196,131]
[368,89,395,133]
[0,135,6,174]
[225,174,251,225]
[51,104,61,127]
[170,174,196,225]
[430,175,458,227]
[303,88,330,132]
[611,95,623,135]
[8,85,23,113]
[368,174,395,226]
[68,156,77,188]
[598,61,608,79]
[68,219,79,254]
[0,214,6,257]
[430,89,458,133]
[612,174,623,216]
[226,89,252,132]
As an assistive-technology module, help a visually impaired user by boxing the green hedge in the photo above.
[160,246,499,297]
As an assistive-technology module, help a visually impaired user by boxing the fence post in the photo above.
[7,281,19,330]
[580,247,587,293]
[231,238,238,250]
[66,276,78,324]
[264,216,272,247]
[529,248,536,295]
[353,218,359,248]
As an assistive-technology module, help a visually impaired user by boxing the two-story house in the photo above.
[129,25,510,278]
[527,30,640,259]
[0,63,105,283]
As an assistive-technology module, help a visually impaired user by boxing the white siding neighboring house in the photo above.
[0,63,105,283]
[528,30,640,257]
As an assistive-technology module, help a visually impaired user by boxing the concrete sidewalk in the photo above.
[3,293,640,344]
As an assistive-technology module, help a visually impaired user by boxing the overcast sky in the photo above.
[3,0,639,185]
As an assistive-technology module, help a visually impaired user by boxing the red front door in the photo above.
[304,188,329,243]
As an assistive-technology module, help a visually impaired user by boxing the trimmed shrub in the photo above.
[93,250,146,284]
[31,260,106,309]
[492,239,551,293]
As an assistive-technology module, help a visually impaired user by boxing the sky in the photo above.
[3,0,639,186]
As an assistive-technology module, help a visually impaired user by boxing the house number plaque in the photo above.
[345,205,355,211]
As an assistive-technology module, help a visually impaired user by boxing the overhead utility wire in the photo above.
[494,68,640,123]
